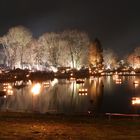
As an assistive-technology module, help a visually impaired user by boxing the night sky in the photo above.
[0,0,140,58]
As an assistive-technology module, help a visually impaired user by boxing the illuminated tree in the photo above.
[0,47,5,64]
[103,48,117,69]
[127,47,140,68]
[62,30,90,68]
[39,33,62,67]
[0,27,91,70]
[0,36,18,68]
[39,34,71,68]
[24,39,42,70]
[88,38,103,69]
[55,40,71,67]
[1,26,32,68]
[39,31,90,69]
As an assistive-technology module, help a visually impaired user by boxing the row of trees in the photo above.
[103,48,140,70]
[127,47,140,69]
[0,25,140,71]
[0,26,103,70]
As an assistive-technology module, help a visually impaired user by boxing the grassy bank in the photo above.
[0,112,140,140]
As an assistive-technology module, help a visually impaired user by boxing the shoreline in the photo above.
[0,112,140,139]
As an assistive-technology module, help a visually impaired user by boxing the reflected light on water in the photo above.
[133,80,139,88]
[76,79,85,84]
[7,85,12,89]
[31,83,41,95]
[79,93,88,96]
[7,89,13,95]
[27,80,32,85]
[113,74,119,80]
[4,95,7,98]
[51,79,58,87]
[0,76,139,114]
[79,88,88,92]
[132,97,140,105]
[3,83,13,96]
[133,80,139,84]
[43,81,50,88]
[115,78,122,84]
[70,77,75,81]
[106,76,111,85]
[78,88,88,96]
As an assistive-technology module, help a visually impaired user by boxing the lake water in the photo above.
[0,76,140,115]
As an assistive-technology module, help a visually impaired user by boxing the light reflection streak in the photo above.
[1,76,139,113]
[31,83,41,95]
[51,78,58,87]
[132,97,140,105]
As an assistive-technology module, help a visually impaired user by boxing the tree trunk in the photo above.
[70,45,74,68]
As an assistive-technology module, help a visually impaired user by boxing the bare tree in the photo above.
[1,26,32,69]
[103,48,117,69]
[1,27,90,70]
[62,30,90,68]
[24,39,37,69]
[39,32,64,67]
[88,38,103,69]
[127,47,140,68]
[33,40,46,70]
[56,40,71,67]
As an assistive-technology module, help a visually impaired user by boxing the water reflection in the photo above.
[101,76,140,114]
[0,76,139,114]
[132,97,140,105]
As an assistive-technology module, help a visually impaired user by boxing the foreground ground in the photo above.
[0,112,140,140]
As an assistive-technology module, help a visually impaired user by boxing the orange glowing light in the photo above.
[31,83,41,95]
[133,80,139,85]
[132,97,140,105]
[115,78,122,84]
[78,88,88,95]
